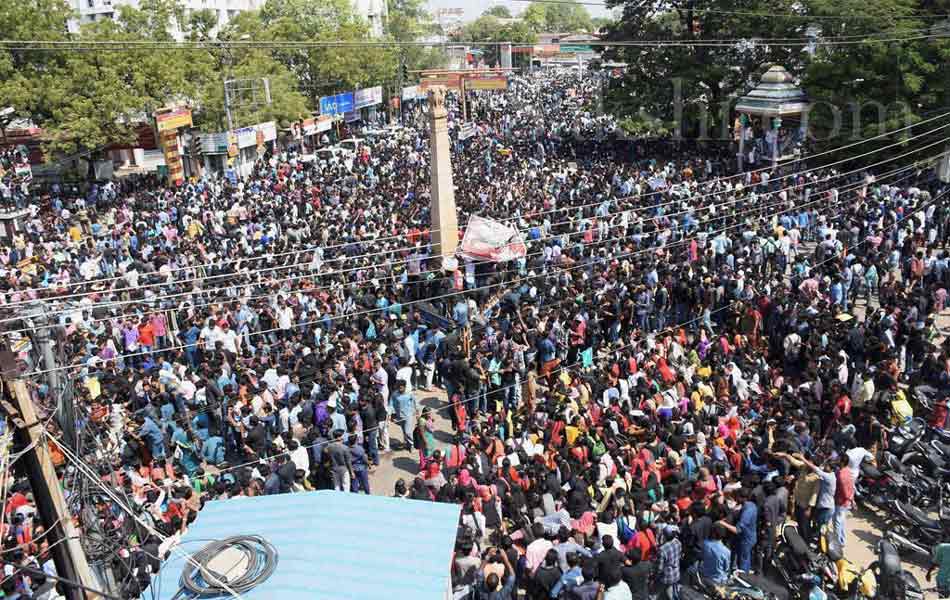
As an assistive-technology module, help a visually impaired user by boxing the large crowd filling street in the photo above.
[1,68,949,600]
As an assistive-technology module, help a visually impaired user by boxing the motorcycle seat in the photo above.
[784,525,817,561]
[861,463,883,479]
[901,502,940,529]
[889,471,907,485]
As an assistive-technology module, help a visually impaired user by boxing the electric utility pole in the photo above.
[29,305,76,450]
[0,351,98,599]
[939,141,950,183]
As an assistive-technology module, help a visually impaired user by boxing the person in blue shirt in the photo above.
[347,435,371,494]
[179,322,201,368]
[700,525,732,585]
[171,423,201,476]
[134,414,165,460]
[830,278,845,309]
[551,550,584,597]
[453,298,469,327]
[201,435,225,465]
[719,488,758,572]
[391,380,416,451]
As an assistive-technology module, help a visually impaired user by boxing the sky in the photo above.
[425,0,616,24]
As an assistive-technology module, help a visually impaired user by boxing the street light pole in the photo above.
[224,79,242,177]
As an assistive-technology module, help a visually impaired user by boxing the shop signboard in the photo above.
[465,74,508,91]
[354,86,383,109]
[419,74,462,92]
[159,129,184,186]
[319,92,355,116]
[315,116,333,133]
[155,107,193,132]
[233,121,277,149]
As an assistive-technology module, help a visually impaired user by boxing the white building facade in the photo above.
[351,0,387,37]
[72,0,387,37]
[68,0,265,37]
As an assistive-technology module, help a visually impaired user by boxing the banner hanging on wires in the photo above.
[459,215,527,263]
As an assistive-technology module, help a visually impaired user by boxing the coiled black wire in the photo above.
[175,535,278,598]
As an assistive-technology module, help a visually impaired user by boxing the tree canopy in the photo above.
[521,0,593,33]
[484,6,514,19]
[0,0,444,158]
[600,0,950,147]
[451,16,539,66]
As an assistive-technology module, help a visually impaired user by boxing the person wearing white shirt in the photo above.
[276,300,294,336]
[289,439,309,472]
[846,446,874,482]
[262,366,280,391]
[217,324,239,356]
[396,361,413,395]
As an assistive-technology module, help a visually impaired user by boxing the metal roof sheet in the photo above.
[148,490,461,600]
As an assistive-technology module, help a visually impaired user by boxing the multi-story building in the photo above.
[70,0,387,38]
[351,0,387,37]
[68,0,265,37]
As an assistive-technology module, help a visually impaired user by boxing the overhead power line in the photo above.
[0,31,947,51]
[507,0,950,21]
[4,106,950,314]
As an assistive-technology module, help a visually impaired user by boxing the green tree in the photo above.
[257,0,396,103]
[0,0,74,130]
[185,8,219,41]
[800,0,950,156]
[387,0,448,84]
[591,16,615,32]
[484,6,513,18]
[452,16,538,66]
[21,0,215,157]
[188,10,310,131]
[195,50,310,131]
[601,0,802,138]
[521,0,592,32]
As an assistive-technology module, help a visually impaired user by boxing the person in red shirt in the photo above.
[626,519,657,561]
[833,454,855,546]
[138,317,156,350]
[4,485,29,516]
[834,388,852,419]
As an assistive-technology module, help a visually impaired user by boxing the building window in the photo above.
[87,0,94,7]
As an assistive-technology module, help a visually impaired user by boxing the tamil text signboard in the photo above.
[155,107,192,132]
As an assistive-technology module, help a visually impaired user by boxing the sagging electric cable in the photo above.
[4,107,949,313]
[171,535,278,600]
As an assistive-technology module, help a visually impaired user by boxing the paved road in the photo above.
[369,391,452,497]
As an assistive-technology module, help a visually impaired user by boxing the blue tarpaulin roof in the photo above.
[148,490,461,600]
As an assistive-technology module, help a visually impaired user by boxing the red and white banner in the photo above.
[459,215,527,262]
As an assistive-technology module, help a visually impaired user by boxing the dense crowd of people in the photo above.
[0,67,948,600]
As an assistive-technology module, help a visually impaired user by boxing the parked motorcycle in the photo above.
[886,499,950,559]
[885,474,950,557]
[818,525,875,599]
[772,523,835,597]
[853,453,937,511]
[857,531,924,600]
[887,417,928,457]
[681,570,782,600]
